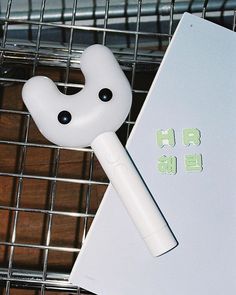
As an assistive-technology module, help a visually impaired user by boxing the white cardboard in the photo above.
[70,13,236,295]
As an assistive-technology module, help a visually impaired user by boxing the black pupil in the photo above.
[58,110,72,124]
[99,88,113,102]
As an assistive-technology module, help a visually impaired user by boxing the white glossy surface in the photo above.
[22,44,132,148]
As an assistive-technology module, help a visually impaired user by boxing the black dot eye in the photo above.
[58,110,72,124]
[98,88,113,102]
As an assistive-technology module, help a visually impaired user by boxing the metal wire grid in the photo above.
[0,1,235,294]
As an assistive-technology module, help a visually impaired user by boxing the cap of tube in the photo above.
[143,226,178,257]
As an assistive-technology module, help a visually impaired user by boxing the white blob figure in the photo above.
[22,44,178,257]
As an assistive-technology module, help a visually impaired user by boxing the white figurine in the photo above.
[22,44,178,257]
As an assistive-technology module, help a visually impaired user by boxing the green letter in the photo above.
[184,154,203,172]
[157,129,175,147]
[183,128,201,146]
[158,155,177,175]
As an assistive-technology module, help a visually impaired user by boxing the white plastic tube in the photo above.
[91,131,178,257]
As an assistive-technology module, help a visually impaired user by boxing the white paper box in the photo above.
[70,13,236,295]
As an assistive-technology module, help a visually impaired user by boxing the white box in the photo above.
[70,13,236,295]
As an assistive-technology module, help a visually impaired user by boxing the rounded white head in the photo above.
[22,44,132,147]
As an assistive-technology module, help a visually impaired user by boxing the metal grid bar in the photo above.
[32,0,47,75]
[81,152,95,244]
[40,149,60,295]
[0,0,13,62]
[202,0,209,18]
[233,10,236,31]
[0,206,94,218]
[0,18,171,36]
[125,0,142,140]
[0,241,80,253]
[102,0,110,46]
[168,0,175,42]
[0,172,108,186]
[5,114,30,295]
[0,1,236,294]
[63,0,78,95]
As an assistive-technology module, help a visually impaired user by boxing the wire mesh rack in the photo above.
[0,1,235,294]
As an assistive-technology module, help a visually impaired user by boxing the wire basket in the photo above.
[0,1,235,294]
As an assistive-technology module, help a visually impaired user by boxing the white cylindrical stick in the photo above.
[91,131,178,257]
